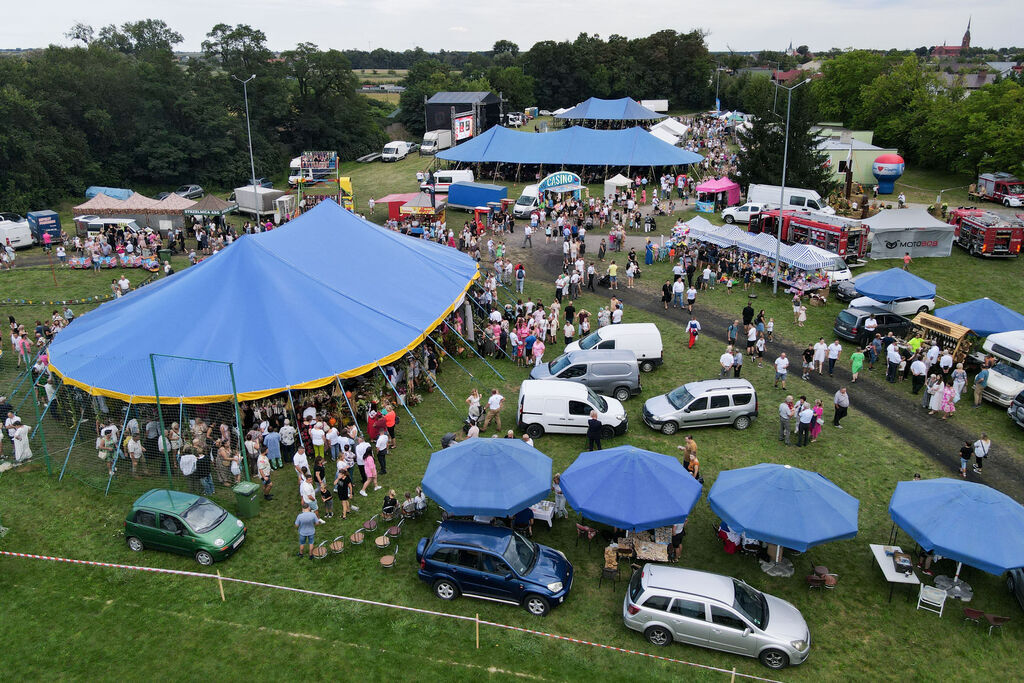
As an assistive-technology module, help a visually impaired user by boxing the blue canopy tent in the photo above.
[934,298,1024,337]
[559,446,701,531]
[437,126,703,167]
[853,268,936,302]
[554,97,666,121]
[421,439,552,517]
[47,200,480,402]
[889,478,1024,577]
[708,464,859,561]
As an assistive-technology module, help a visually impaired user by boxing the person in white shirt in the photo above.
[774,353,790,389]
[292,446,310,483]
[354,438,370,484]
[826,340,843,377]
[863,315,878,335]
[939,352,953,375]
[308,422,326,461]
[611,307,623,324]
[117,275,130,293]
[521,434,534,447]
[796,403,815,447]
[481,389,505,432]
[886,345,903,383]
[374,431,390,475]
[910,356,928,394]
[279,419,297,463]
[925,342,940,371]
[299,473,318,513]
[813,338,827,374]
[125,434,144,475]
[700,267,712,291]
[326,424,341,460]
[719,348,734,377]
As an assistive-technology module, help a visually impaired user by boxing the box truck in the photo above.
[234,186,286,217]
[26,210,62,243]
[420,130,453,155]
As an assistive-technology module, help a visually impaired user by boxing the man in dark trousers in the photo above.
[742,303,755,328]
[586,411,603,451]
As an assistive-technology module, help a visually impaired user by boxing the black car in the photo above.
[154,191,172,201]
[1008,390,1024,429]
[832,306,913,347]
[832,273,871,302]
[1009,567,1024,611]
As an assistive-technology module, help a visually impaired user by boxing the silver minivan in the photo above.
[623,565,811,670]
[642,379,758,434]
[529,349,641,401]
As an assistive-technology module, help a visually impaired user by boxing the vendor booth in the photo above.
[399,193,446,236]
[375,193,421,222]
[604,173,631,198]
[694,177,741,213]
[862,209,955,259]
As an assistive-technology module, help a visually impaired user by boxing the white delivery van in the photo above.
[747,184,835,216]
[981,331,1024,406]
[420,169,474,193]
[564,322,664,372]
[0,212,33,249]
[382,141,413,162]
[721,202,767,224]
[513,184,542,218]
[517,379,628,439]
[420,130,454,155]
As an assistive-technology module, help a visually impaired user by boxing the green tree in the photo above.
[855,56,941,159]
[811,50,888,124]
[486,66,534,111]
[736,78,836,197]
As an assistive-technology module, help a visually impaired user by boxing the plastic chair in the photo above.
[917,584,947,617]
[985,614,1010,635]
[380,542,399,569]
[386,518,404,538]
[311,541,329,560]
[362,514,379,532]
[962,607,985,626]
[374,534,391,549]
[806,574,826,589]
[348,530,365,545]
[329,536,345,554]
[575,523,597,547]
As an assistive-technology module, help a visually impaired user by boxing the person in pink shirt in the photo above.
[532,338,546,367]
[359,452,380,496]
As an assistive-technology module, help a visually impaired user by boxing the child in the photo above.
[319,479,334,518]
[755,334,766,367]
[766,318,775,340]
[797,306,807,327]
[726,277,734,293]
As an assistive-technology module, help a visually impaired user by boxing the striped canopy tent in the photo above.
[745,232,780,256]
[780,244,835,271]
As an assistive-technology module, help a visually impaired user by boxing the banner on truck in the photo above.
[869,229,954,259]
[454,115,474,141]
[300,151,338,171]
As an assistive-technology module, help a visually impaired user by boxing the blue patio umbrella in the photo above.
[889,478,1024,576]
[934,298,1024,337]
[853,268,936,302]
[559,446,702,531]
[708,464,859,554]
[421,439,552,517]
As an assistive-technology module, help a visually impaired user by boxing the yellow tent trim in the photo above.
[49,267,480,405]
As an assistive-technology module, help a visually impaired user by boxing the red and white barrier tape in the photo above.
[0,550,783,682]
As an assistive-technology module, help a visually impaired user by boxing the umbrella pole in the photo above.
[376,365,432,449]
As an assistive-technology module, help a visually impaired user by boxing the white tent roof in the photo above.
[605,173,631,187]
[649,127,680,146]
[861,208,954,233]
[652,118,689,137]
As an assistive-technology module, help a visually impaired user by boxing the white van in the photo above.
[982,331,1024,406]
[747,184,835,216]
[513,184,542,218]
[564,322,664,372]
[421,169,474,194]
[0,212,33,249]
[517,379,628,439]
[382,141,413,162]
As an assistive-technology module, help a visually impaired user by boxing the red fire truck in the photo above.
[750,210,869,259]
[970,173,1024,208]
[947,210,1024,257]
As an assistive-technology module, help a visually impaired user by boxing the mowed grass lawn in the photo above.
[2,262,1023,681]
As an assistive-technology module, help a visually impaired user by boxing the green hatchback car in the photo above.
[124,489,246,566]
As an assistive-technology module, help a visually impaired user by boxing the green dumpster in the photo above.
[157,248,172,263]
[233,481,261,519]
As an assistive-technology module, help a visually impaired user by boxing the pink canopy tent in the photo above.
[695,177,741,207]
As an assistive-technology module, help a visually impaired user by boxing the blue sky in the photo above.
[0,0,1012,53]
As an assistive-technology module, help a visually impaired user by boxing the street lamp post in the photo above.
[232,74,258,211]
[772,78,811,295]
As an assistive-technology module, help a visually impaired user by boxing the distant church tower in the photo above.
[961,17,971,50]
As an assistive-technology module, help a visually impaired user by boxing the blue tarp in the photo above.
[889,478,1024,576]
[85,186,133,200]
[853,268,936,302]
[560,446,701,532]
[421,439,552,517]
[437,126,703,167]
[555,97,666,121]
[48,200,479,402]
[934,298,1024,337]
[707,464,859,552]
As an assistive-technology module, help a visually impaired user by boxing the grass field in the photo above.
[892,168,975,207]
[2,256,1024,680]
[362,91,401,105]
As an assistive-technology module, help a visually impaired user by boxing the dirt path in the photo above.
[506,238,1024,503]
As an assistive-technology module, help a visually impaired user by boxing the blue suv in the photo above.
[416,521,574,616]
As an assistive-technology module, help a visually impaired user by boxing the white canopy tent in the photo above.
[603,173,632,197]
[649,127,680,146]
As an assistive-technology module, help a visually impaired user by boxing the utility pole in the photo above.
[232,74,258,206]
[772,78,811,295]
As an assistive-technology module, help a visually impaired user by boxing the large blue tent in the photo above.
[707,464,859,552]
[853,268,936,302]
[889,478,1024,576]
[47,200,479,402]
[934,298,1024,337]
[559,446,701,531]
[421,439,552,517]
[437,125,703,167]
[555,97,666,121]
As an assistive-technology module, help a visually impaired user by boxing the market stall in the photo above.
[399,193,446,236]
[694,177,741,213]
